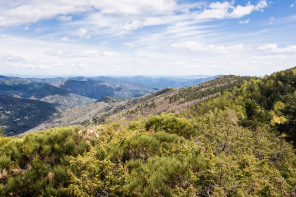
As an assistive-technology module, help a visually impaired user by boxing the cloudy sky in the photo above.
[0,0,295,77]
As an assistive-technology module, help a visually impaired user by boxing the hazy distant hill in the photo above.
[85,75,222,89]
[0,95,58,135]
[58,79,156,100]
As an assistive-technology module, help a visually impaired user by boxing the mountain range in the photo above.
[0,75,220,135]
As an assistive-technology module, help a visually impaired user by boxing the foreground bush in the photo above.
[0,113,296,196]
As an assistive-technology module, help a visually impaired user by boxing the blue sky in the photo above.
[0,0,295,77]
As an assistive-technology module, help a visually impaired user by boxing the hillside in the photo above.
[189,67,296,145]
[20,101,122,136]
[91,75,252,123]
[0,95,58,135]
[19,76,237,134]
[1,66,296,195]
[0,80,69,99]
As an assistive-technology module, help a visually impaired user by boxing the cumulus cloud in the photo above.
[255,0,268,10]
[170,41,246,54]
[196,0,268,19]
[258,44,296,53]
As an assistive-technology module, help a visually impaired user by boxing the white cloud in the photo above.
[90,0,176,15]
[196,0,268,20]
[102,51,121,57]
[229,4,255,18]
[197,2,232,19]
[74,27,89,38]
[60,37,72,42]
[171,41,246,54]
[258,44,296,53]
[121,20,142,31]
[0,1,89,27]
[239,19,250,24]
[0,54,26,64]
[57,15,72,22]
[81,50,100,57]
[0,0,175,27]
[255,0,268,10]
[44,48,73,57]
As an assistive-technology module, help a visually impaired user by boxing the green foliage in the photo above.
[190,67,296,142]
[275,91,296,143]
[0,126,4,137]
[0,126,90,196]
[1,67,296,196]
[0,111,296,196]
[145,114,195,138]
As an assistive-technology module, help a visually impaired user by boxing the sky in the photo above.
[0,0,295,77]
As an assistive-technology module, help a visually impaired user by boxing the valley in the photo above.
[0,75,219,136]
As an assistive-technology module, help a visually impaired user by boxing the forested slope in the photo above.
[0,95,58,135]
[93,75,251,123]
[189,67,296,145]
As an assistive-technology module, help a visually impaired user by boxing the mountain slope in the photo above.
[20,101,120,136]
[0,95,58,135]
[188,66,296,145]
[92,75,252,123]
[0,80,69,99]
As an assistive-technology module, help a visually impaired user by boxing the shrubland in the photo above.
[1,67,296,196]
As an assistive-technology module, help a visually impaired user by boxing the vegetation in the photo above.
[1,67,296,196]
[0,80,69,99]
[190,67,296,144]
[1,110,296,196]
[167,75,252,104]
[0,95,58,136]
[93,75,251,123]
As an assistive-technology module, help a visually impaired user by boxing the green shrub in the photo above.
[145,114,196,138]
